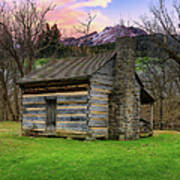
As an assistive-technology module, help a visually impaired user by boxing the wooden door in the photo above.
[45,97,57,133]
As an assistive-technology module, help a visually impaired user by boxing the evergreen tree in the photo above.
[37,23,61,58]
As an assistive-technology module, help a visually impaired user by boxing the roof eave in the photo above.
[17,75,90,86]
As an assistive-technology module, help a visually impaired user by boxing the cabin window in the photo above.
[45,96,57,132]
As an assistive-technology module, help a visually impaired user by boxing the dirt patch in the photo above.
[0,129,11,132]
[154,130,180,135]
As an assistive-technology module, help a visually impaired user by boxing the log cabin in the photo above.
[18,37,154,140]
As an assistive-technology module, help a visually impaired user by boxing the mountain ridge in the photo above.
[62,25,147,46]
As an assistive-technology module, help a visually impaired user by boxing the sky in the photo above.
[37,0,173,37]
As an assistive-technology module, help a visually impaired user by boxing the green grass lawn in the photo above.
[0,122,180,180]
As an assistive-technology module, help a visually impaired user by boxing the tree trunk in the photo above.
[159,97,163,130]
[13,77,20,121]
[25,56,33,75]
[0,71,17,121]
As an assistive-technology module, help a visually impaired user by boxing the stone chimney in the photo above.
[109,37,140,140]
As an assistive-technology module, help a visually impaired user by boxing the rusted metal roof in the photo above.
[18,51,116,84]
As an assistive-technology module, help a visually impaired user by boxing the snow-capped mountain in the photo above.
[62,25,147,46]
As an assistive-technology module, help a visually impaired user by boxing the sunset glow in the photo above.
[36,0,173,37]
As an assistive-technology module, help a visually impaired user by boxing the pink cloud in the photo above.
[39,0,112,37]
[38,0,76,6]
[47,7,85,26]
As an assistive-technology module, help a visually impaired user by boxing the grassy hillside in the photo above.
[1,123,179,180]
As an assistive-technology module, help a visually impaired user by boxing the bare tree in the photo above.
[0,0,54,121]
[74,12,96,37]
[73,11,96,56]
[137,57,180,129]
[137,0,180,66]
[0,0,54,77]
[0,53,18,121]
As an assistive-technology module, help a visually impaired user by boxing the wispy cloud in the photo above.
[38,0,76,6]
[70,0,112,9]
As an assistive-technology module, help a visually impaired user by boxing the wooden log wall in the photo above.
[56,91,88,133]
[89,60,114,138]
[22,96,46,131]
[21,58,115,138]
[22,87,89,135]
